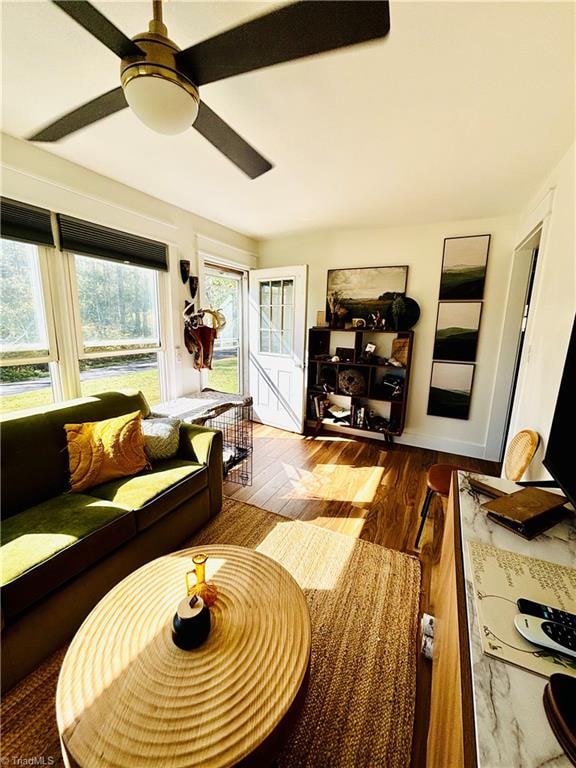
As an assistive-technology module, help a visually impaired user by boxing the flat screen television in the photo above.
[542,313,576,509]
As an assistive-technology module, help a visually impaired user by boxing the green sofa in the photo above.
[0,390,223,692]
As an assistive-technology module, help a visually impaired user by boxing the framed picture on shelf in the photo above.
[335,347,355,362]
[326,266,408,326]
[427,361,475,420]
[439,235,490,300]
[433,302,482,362]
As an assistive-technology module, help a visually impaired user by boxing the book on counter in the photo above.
[481,486,568,540]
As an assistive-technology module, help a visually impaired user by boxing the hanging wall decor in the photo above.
[439,235,490,300]
[179,260,191,284]
[427,361,475,420]
[433,302,483,362]
[326,265,408,328]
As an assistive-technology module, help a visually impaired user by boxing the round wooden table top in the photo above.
[56,545,311,768]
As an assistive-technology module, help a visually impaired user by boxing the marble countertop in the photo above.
[457,471,576,768]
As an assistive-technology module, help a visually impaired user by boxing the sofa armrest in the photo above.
[178,424,223,516]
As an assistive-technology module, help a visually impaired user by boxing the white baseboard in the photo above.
[314,422,490,459]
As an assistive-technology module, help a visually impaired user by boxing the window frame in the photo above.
[199,254,249,395]
[65,250,169,403]
[0,239,63,405]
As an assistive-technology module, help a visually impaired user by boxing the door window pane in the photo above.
[271,280,282,305]
[0,239,50,358]
[0,363,53,413]
[258,278,294,355]
[75,256,160,353]
[79,353,160,404]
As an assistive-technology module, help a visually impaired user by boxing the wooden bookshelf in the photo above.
[306,327,414,440]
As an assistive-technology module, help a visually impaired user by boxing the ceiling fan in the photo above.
[29,0,390,178]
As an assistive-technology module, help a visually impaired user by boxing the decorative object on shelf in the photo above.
[352,318,366,328]
[370,309,386,329]
[172,593,211,650]
[433,302,482,362]
[326,266,408,327]
[439,234,490,300]
[179,260,191,284]
[316,310,329,328]
[390,338,409,367]
[427,361,475,420]
[385,295,421,331]
[335,347,355,362]
[319,365,337,391]
[380,373,404,400]
[327,289,346,328]
[186,552,218,607]
[338,368,367,395]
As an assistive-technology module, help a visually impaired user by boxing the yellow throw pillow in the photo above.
[64,410,150,493]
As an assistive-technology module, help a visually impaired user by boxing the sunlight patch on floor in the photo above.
[279,464,385,504]
[255,519,356,590]
[313,516,366,538]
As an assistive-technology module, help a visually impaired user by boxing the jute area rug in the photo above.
[1,498,421,768]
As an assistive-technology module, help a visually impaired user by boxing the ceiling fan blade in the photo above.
[29,87,128,142]
[176,1,390,86]
[194,102,272,179]
[52,1,143,59]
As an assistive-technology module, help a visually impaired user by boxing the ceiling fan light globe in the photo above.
[124,75,199,135]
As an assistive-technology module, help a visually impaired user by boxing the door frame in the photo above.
[485,189,555,459]
[199,252,250,394]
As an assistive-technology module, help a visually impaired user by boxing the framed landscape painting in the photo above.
[439,235,490,300]
[427,361,475,420]
[326,266,408,325]
[433,302,482,361]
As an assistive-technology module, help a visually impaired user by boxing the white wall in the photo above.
[505,143,575,480]
[259,216,519,458]
[1,133,257,397]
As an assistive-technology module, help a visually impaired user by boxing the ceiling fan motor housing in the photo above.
[121,31,200,133]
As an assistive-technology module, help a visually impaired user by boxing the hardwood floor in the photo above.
[224,423,500,768]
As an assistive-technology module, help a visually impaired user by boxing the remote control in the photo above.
[514,614,576,659]
[517,598,576,628]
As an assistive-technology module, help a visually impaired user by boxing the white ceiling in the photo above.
[1,1,574,239]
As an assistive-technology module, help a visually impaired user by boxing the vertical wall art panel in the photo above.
[433,301,483,362]
[439,234,490,300]
[427,362,475,420]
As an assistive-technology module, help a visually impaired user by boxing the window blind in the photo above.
[57,214,168,271]
[0,198,55,246]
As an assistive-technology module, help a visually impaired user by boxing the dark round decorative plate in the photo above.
[385,296,421,331]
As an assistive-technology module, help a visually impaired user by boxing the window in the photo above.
[73,255,162,405]
[0,205,170,416]
[0,238,57,413]
[258,279,294,355]
[204,264,245,394]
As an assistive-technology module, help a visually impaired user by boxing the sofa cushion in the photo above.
[141,417,181,461]
[64,410,150,492]
[1,494,136,619]
[1,390,151,519]
[90,458,207,531]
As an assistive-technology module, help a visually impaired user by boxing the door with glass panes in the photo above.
[248,266,307,432]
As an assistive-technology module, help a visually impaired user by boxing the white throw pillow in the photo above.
[141,417,181,461]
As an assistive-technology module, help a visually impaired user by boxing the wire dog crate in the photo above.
[152,389,253,486]
[202,400,253,486]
